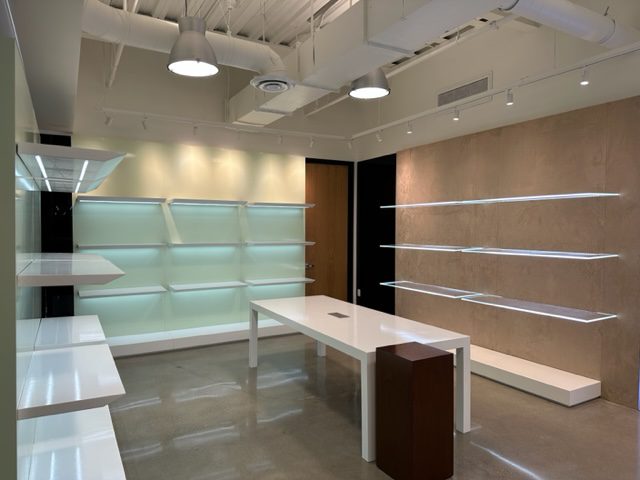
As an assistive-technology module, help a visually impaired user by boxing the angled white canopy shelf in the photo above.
[381,192,620,209]
[17,253,124,287]
[17,344,125,419]
[380,280,482,299]
[462,295,616,323]
[77,195,165,204]
[35,315,105,350]
[23,406,126,480]
[169,281,247,292]
[246,202,315,208]
[381,244,618,260]
[246,277,315,286]
[16,142,126,194]
[169,198,246,206]
[78,285,167,298]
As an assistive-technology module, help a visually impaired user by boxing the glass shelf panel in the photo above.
[380,280,482,299]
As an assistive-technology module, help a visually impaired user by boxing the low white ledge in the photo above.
[17,253,124,287]
[169,281,247,292]
[78,285,167,298]
[76,243,165,249]
[23,406,126,480]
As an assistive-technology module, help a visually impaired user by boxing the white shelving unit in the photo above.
[23,406,126,480]
[17,343,125,420]
[461,295,616,323]
[34,315,105,350]
[381,192,620,209]
[381,244,617,259]
[76,243,165,249]
[246,202,315,208]
[246,277,315,286]
[17,253,124,287]
[169,281,247,292]
[245,240,316,246]
[380,280,481,299]
[77,285,167,298]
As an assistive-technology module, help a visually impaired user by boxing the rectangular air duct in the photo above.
[437,76,490,107]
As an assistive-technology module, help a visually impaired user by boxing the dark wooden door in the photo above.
[305,162,350,301]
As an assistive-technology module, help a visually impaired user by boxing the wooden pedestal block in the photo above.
[376,342,453,480]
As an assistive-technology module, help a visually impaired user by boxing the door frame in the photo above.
[305,158,355,303]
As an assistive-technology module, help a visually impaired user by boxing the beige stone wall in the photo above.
[395,97,640,409]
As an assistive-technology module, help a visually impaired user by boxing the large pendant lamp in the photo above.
[167,1,219,77]
[349,68,390,99]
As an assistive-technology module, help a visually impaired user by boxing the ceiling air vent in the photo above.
[438,76,490,107]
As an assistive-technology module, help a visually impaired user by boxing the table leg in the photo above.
[360,354,376,462]
[249,308,258,368]
[455,342,471,433]
[316,341,326,357]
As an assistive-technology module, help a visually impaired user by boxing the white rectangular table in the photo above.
[249,295,470,462]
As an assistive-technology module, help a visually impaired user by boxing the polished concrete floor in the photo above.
[111,334,640,480]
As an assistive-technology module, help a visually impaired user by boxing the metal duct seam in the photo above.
[82,0,288,76]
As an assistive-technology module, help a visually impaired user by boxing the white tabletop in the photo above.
[251,295,469,359]
[18,344,125,419]
[35,315,106,350]
[25,406,126,480]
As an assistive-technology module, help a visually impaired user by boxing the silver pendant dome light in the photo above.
[349,68,390,100]
[167,0,219,77]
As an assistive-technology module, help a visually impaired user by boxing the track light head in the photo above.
[453,108,460,122]
[506,89,514,106]
[580,68,590,86]
[406,122,413,134]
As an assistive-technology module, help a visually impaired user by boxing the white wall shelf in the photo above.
[381,192,620,209]
[169,281,247,292]
[17,344,125,420]
[246,202,315,208]
[35,315,105,350]
[17,253,124,287]
[76,243,166,249]
[463,345,601,406]
[246,277,315,286]
[245,240,316,246]
[78,285,167,298]
[77,195,166,204]
[169,198,246,206]
[462,295,616,323]
[381,243,466,252]
[169,242,242,247]
[380,280,482,299]
[23,406,126,480]
[381,244,618,260]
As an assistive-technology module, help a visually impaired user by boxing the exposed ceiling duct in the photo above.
[228,0,640,126]
[82,0,291,88]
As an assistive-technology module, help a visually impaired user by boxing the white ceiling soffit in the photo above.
[17,142,126,193]
[229,0,640,127]
[11,0,84,133]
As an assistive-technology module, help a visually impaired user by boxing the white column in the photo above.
[316,341,326,357]
[249,307,258,368]
[455,341,471,433]
[360,353,376,462]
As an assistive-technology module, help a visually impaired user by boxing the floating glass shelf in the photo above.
[169,198,246,206]
[381,244,618,260]
[380,280,482,299]
[381,192,620,209]
[246,277,315,286]
[381,243,466,252]
[76,243,166,249]
[245,240,316,246]
[246,202,315,209]
[169,242,241,247]
[78,285,167,298]
[169,281,247,292]
[461,295,616,323]
[77,196,166,204]
[462,247,618,260]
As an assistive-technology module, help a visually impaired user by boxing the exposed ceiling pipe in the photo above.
[82,0,288,78]
[501,0,640,49]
